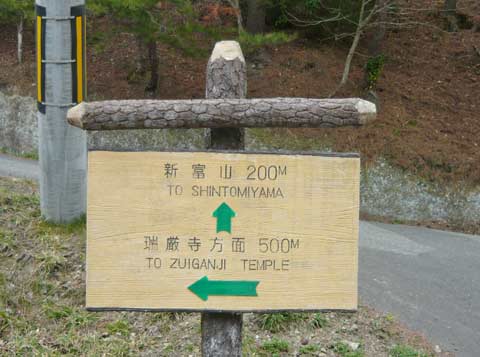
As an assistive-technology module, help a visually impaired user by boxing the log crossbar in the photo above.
[67,98,376,131]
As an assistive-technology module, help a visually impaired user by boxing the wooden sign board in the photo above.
[86,151,359,312]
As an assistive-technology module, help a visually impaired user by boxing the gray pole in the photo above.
[36,0,87,222]
[201,41,246,357]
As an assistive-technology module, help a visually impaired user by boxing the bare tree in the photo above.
[283,0,446,95]
[0,0,32,64]
[334,0,377,94]
[226,0,244,34]
[17,13,24,64]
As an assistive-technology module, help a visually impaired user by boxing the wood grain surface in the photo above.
[86,151,359,311]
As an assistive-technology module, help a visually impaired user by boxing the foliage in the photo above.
[366,54,385,89]
[88,0,219,57]
[390,344,430,357]
[106,319,132,336]
[257,312,308,332]
[0,0,34,25]
[267,0,370,38]
[333,341,364,357]
[44,305,98,328]
[260,337,290,354]
[239,30,297,55]
[310,312,328,328]
[89,0,164,41]
[299,343,320,354]
[39,214,86,236]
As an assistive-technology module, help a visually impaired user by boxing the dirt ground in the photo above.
[0,1,479,188]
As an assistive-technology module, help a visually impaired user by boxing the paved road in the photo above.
[1,153,479,356]
[0,153,39,180]
[360,222,480,356]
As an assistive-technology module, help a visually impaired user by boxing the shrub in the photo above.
[366,54,385,89]
[239,30,297,55]
[260,337,290,354]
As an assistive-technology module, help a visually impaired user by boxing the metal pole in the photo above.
[201,41,247,357]
[36,0,87,222]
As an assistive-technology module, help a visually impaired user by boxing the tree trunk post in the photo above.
[205,41,247,150]
[36,0,87,223]
[201,40,246,357]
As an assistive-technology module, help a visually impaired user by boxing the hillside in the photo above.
[0,0,479,186]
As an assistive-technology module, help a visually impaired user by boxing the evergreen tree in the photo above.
[0,0,34,64]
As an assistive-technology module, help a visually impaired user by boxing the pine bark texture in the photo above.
[201,313,243,357]
[201,40,245,357]
[67,98,376,131]
[205,40,247,149]
[205,45,247,100]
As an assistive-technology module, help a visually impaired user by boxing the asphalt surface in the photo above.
[0,153,39,181]
[1,153,479,356]
[360,222,480,356]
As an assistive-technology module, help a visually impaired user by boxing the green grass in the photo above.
[45,304,98,329]
[390,344,430,357]
[0,147,39,161]
[385,313,396,322]
[106,319,131,336]
[260,337,289,355]
[257,312,308,332]
[38,214,86,236]
[310,312,328,328]
[299,343,321,355]
[239,31,297,55]
[333,341,364,357]
[242,333,257,356]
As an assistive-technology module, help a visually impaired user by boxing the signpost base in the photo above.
[201,313,243,356]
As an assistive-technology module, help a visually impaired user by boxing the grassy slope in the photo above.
[0,177,441,356]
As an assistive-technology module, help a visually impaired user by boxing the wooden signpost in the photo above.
[68,41,375,356]
[86,151,359,311]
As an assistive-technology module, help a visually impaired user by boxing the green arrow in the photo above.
[188,276,259,301]
[212,202,236,233]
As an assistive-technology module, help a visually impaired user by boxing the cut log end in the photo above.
[209,41,245,63]
[67,103,86,129]
[355,99,377,125]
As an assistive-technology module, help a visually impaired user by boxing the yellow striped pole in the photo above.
[36,0,87,223]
